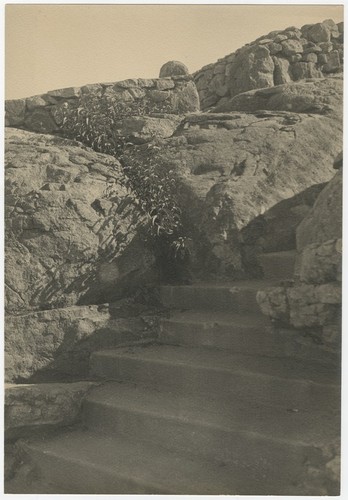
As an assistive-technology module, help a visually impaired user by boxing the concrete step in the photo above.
[84,382,339,472]
[159,311,339,363]
[259,250,297,280]
[15,430,279,495]
[90,345,340,411]
[159,280,277,313]
[160,311,282,354]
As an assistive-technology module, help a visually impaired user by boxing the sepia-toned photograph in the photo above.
[4,3,343,495]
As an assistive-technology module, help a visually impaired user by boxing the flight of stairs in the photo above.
[8,250,341,495]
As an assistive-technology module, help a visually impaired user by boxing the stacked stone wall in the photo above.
[257,166,342,350]
[5,75,199,141]
[193,19,343,110]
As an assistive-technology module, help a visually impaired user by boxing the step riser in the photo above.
[90,355,339,411]
[14,444,302,496]
[21,446,171,495]
[260,254,296,281]
[160,286,261,313]
[160,320,281,355]
[83,400,322,484]
[159,321,340,363]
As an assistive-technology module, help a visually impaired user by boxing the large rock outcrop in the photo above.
[215,76,343,115]
[194,19,343,111]
[124,78,342,279]
[5,128,156,314]
[5,300,159,383]
[5,72,342,283]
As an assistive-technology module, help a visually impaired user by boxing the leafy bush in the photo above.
[61,91,192,276]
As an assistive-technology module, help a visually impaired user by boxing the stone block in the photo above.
[287,284,339,328]
[5,99,26,126]
[290,54,303,63]
[5,382,96,440]
[299,239,342,284]
[155,79,175,90]
[281,39,304,56]
[268,42,283,55]
[80,83,103,94]
[274,34,288,43]
[319,42,333,53]
[273,57,291,85]
[24,109,59,134]
[47,87,81,99]
[114,78,140,88]
[306,23,331,43]
[25,95,48,111]
[303,52,318,63]
[322,50,341,73]
[256,287,289,321]
[290,62,322,80]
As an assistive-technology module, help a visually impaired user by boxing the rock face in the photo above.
[5,128,156,314]
[5,382,96,440]
[135,78,342,278]
[5,302,158,382]
[194,20,343,111]
[257,162,342,349]
[241,183,327,272]
[297,169,342,250]
[5,76,200,142]
[215,77,343,115]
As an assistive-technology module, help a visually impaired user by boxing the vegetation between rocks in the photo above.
[61,92,192,279]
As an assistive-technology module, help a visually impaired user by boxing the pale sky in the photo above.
[5,4,344,100]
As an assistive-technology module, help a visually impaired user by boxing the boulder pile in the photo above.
[194,19,343,110]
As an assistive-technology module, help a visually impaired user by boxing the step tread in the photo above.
[160,279,280,291]
[163,310,268,327]
[86,382,340,446]
[261,250,297,258]
[92,345,339,386]
[23,430,245,494]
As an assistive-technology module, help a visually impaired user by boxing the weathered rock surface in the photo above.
[5,76,342,283]
[5,128,156,315]
[297,168,342,250]
[159,60,190,78]
[145,79,342,277]
[215,77,342,116]
[5,382,96,439]
[5,300,159,383]
[241,183,327,273]
[299,239,342,284]
[194,20,343,111]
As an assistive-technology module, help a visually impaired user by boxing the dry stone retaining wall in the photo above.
[257,165,342,349]
[5,75,200,142]
[193,19,343,111]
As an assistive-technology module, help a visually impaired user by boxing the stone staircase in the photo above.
[9,250,340,495]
